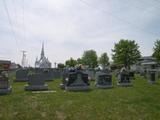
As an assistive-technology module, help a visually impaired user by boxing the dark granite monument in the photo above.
[148,69,156,84]
[147,65,157,84]
[129,70,135,79]
[0,60,11,94]
[95,71,112,89]
[117,67,132,86]
[15,69,28,82]
[61,69,90,91]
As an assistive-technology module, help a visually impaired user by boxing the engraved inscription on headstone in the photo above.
[95,71,112,89]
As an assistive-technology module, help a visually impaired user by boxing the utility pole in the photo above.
[54,62,57,68]
[21,50,27,68]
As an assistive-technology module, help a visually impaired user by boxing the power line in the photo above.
[21,50,27,67]
[79,0,159,37]
[139,0,160,9]
[123,0,155,12]
[22,0,26,42]
[2,0,19,50]
[12,0,17,35]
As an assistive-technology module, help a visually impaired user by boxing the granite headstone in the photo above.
[25,73,48,91]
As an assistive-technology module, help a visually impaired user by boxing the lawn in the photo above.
[0,73,160,120]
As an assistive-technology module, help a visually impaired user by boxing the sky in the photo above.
[0,0,160,66]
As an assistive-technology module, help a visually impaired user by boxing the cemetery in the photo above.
[1,0,160,119]
[1,41,160,119]
[0,43,160,119]
[0,70,159,120]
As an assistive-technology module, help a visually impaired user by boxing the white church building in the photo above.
[35,43,52,68]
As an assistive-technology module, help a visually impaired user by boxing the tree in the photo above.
[99,52,109,69]
[77,58,83,65]
[82,50,98,68]
[65,57,77,67]
[112,39,141,68]
[153,39,160,62]
[57,63,65,69]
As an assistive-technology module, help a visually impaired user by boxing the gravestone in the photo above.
[0,60,11,94]
[95,71,112,89]
[117,68,132,86]
[129,71,135,79]
[0,72,11,94]
[32,68,62,81]
[147,69,157,84]
[64,70,90,91]
[51,69,62,80]
[25,73,48,91]
[40,69,53,81]
[30,68,53,81]
[15,69,28,82]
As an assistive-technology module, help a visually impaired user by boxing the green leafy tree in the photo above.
[77,58,83,65]
[82,50,98,68]
[112,39,141,68]
[99,52,109,69]
[65,57,77,67]
[153,39,160,62]
[57,63,65,69]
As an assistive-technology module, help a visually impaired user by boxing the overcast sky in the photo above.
[0,0,160,66]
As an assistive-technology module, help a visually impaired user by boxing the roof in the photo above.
[139,56,157,65]
[139,56,156,61]
[141,61,157,65]
[0,60,11,64]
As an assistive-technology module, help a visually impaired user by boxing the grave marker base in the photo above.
[96,84,112,89]
[15,79,27,82]
[25,84,48,91]
[117,82,132,87]
[0,87,11,94]
[59,83,65,89]
[65,86,90,91]
[148,80,156,84]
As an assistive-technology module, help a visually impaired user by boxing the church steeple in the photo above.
[35,42,51,68]
[41,42,45,59]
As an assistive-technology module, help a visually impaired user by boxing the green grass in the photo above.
[0,73,160,120]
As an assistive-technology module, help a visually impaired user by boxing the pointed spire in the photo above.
[41,42,45,59]
[36,56,38,61]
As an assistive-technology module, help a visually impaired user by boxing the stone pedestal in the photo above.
[65,85,89,91]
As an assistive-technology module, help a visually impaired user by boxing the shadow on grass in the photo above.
[65,89,93,93]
